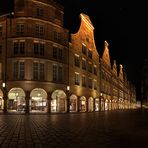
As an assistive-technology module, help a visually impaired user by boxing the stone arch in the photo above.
[30,88,48,112]
[79,96,86,112]
[51,90,67,112]
[69,94,77,112]
[95,98,99,111]
[8,87,26,112]
[88,97,94,112]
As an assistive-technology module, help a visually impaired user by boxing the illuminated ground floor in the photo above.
[0,87,137,113]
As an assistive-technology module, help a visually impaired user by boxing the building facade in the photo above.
[0,0,69,113]
[0,0,136,113]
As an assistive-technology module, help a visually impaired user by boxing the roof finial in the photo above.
[104,40,109,48]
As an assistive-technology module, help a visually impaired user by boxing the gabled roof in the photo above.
[119,64,123,80]
[102,40,111,68]
[80,13,94,30]
[112,60,117,76]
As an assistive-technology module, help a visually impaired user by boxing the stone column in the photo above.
[77,97,80,112]
[25,91,30,114]
[3,88,8,113]
[47,92,51,113]
[66,90,70,113]
[86,98,88,112]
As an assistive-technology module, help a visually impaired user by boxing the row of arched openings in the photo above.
[0,88,96,113]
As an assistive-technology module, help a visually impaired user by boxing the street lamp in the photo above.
[67,86,70,112]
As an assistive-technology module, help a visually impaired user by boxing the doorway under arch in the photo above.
[51,90,67,112]
[30,88,47,112]
[70,94,77,112]
[8,88,26,112]
[79,96,86,112]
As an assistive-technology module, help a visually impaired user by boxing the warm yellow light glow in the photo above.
[80,13,94,31]
[2,83,5,88]
[67,86,70,91]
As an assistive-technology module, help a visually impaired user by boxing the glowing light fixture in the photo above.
[2,83,5,88]
[67,86,70,91]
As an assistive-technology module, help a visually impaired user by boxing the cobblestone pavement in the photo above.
[0,109,148,148]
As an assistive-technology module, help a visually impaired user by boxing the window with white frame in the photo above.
[13,61,25,80]
[33,62,45,80]
[53,46,63,60]
[82,75,86,87]
[88,77,92,89]
[82,58,86,70]
[54,31,62,41]
[75,72,80,85]
[16,24,24,35]
[34,42,45,56]
[13,41,25,55]
[94,80,97,90]
[52,64,63,82]
[35,25,44,36]
[74,54,80,67]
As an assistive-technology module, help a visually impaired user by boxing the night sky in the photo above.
[0,0,147,99]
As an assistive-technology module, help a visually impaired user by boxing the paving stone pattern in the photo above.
[0,110,148,148]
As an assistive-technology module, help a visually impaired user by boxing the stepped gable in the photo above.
[112,60,117,76]
[71,13,99,56]
[119,64,124,81]
[102,40,111,68]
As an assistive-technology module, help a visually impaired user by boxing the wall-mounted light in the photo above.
[67,86,70,91]
[2,83,5,88]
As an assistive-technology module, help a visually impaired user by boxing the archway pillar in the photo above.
[77,96,80,112]
[3,88,8,113]
[25,91,30,114]
[47,92,51,113]
[86,97,88,112]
